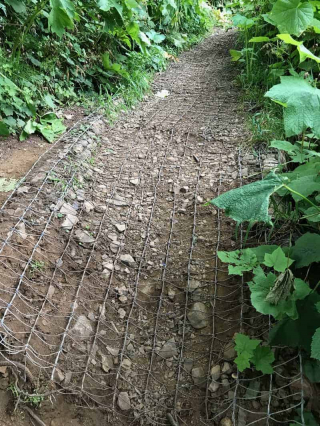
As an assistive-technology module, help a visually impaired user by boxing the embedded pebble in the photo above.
[118,392,131,411]
[187,302,208,329]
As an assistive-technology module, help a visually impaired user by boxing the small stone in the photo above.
[101,354,114,373]
[84,201,94,213]
[159,338,178,359]
[209,381,220,392]
[120,254,136,266]
[223,342,236,359]
[168,288,176,300]
[115,223,126,233]
[180,186,189,193]
[72,315,93,339]
[16,222,27,240]
[210,365,221,381]
[119,295,127,303]
[220,418,232,426]
[122,359,132,369]
[60,203,77,216]
[252,400,260,410]
[106,346,119,356]
[222,362,232,374]
[184,358,193,373]
[75,229,95,244]
[53,368,64,383]
[118,392,131,411]
[187,302,208,329]
[118,308,126,318]
[130,178,139,186]
[61,214,78,229]
[192,367,206,388]
[222,378,229,388]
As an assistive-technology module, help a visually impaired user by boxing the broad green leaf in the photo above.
[298,44,320,63]
[208,171,284,224]
[265,77,320,138]
[250,245,280,262]
[230,49,242,61]
[302,206,320,222]
[49,0,76,37]
[98,0,123,16]
[232,13,255,28]
[270,0,314,35]
[269,293,320,352]
[0,178,18,192]
[126,22,140,42]
[249,36,270,42]
[146,30,165,44]
[291,232,320,267]
[311,328,320,360]
[235,352,252,371]
[303,358,320,383]
[277,33,301,46]
[263,246,294,272]
[235,333,261,353]
[4,0,26,13]
[311,17,320,32]
[251,346,275,374]
[139,31,151,45]
[270,140,296,152]
[234,333,260,371]
[0,121,9,136]
[218,249,258,275]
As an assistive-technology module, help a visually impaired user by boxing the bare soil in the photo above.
[0,30,297,426]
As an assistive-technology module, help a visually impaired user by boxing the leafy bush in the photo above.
[210,0,320,422]
[0,0,214,139]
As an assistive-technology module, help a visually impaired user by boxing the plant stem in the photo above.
[283,184,320,212]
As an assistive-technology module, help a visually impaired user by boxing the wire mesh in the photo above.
[0,30,306,426]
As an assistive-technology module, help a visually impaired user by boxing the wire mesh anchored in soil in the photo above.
[0,31,306,426]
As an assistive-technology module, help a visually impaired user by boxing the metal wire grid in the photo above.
[0,31,306,426]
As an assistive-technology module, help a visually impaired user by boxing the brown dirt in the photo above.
[0,30,299,426]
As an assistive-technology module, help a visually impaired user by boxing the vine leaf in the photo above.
[251,346,275,374]
[291,233,320,268]
[311,328,320,361]
[208,171,283,224]
[263,246,294,272]
[234,334,261,372]
[49,0,76,37]
[265,77,320,138]
[4,0,26,13]
[217,249,258,276]
[270,0,313,35]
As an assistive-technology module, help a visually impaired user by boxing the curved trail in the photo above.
[0,31,290,426]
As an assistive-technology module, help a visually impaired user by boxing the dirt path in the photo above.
[0,30,276,426]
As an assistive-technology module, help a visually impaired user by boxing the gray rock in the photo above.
[192,367,206,387]
[118,308,126,319]
[75,229,95,244]
[83,201,94,213]
[223,342,236,359]
[130,178,139,186]
[61,214,78,229]
[16,222,27,240]
[60,203,77,216]
[115,223,126,233]
[72,315,93,339]
[184,358,193,373]
[118,392,131,411]
[209,381,220,392]
[222,362,232,374]
[101,354,114,373]
[210,365,221,381]
[106,346,119,356]
[53,368,65,383]
[187,302,208,329]
[159,338,178,359]
[120,254,136,266]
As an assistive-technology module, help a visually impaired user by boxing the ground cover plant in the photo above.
[210,0,320,422]
[0,0,214,140]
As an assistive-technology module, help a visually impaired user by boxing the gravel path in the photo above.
[0,30,282,426]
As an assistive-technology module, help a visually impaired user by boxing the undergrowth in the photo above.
[0,0,216,141]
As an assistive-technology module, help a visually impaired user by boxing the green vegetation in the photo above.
[210,0,320,422]
[0,0,214,140]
